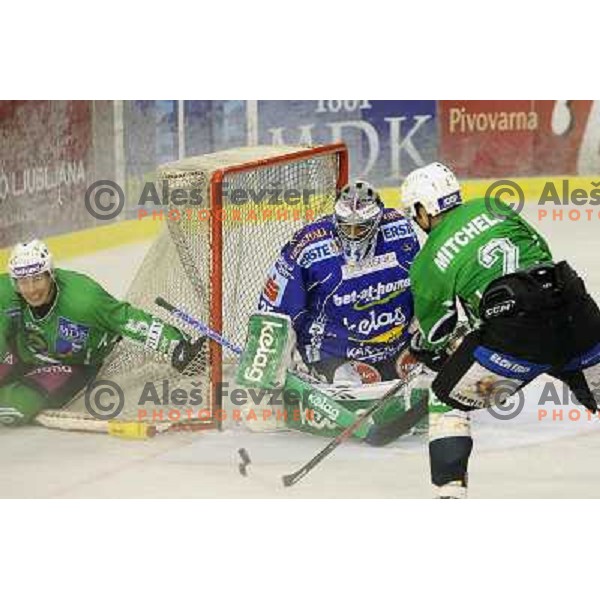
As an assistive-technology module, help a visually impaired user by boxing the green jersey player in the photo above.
[402,162,600,498]
[0,239,204,426]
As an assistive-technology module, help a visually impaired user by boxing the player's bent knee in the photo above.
[0,383,47,426]
[429,409,471,441]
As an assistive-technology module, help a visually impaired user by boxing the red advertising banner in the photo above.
[439,100,538,178]
[439,100,600,178]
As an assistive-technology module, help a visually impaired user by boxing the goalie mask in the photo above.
[333,181,384,264]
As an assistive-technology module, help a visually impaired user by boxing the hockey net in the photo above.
[38,144,348,434]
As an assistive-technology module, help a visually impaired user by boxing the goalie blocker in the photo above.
[236,312,428,441]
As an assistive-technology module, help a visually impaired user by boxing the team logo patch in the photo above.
[264,278,279,302]
[297,239,341,268]
[473,346,548,381]
[56,317,90,356]
[341,252,399,280]
[262,269,289,307]
[381,221,415,242]
[345,307,408,342]
[289,226,330,261]
[437,191,462,211]
[12,262,45,278]
[333,279,410,311]
[483,299,516,319]
[396,349,418,378]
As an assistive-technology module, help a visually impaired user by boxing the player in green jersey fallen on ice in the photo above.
[0,239,204,426]
[401,162,600,498]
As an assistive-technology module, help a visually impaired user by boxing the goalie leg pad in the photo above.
[236,312,296,389]
[283,372,372,439]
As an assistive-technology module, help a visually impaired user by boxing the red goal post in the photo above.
[208,143,349,420]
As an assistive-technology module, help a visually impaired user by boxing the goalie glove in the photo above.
[171,336,206,373]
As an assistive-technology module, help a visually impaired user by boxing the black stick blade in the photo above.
[282,472,300,487]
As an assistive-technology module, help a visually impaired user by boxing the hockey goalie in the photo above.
[237,180,427,443]
[258,180,419,383]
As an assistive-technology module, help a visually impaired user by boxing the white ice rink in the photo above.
[1,205,600,498]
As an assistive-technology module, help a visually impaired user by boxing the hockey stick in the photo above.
[155,296,327,387]
[281,364,423,487]
[155,297,243,356]
[363,388,429,446]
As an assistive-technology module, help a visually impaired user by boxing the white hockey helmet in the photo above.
[334,180,384,263]
[401,162,462,220]
[8,239,54,280]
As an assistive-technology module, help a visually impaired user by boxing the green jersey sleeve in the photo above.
[0,275,18,357]
[410,267,459,351]
[0,312,10,357]
[72,273,186,357]
[0,270,187,366]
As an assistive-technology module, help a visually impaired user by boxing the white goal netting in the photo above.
[47,145,346,432]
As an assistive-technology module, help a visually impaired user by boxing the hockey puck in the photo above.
[237,447,251,477]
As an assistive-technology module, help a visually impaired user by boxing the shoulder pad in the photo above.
[287,219,337,264]
[379,210,418,243]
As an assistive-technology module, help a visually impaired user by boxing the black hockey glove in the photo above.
[171,336,206,373]
[409,331,447,372]
[579,395,598,414]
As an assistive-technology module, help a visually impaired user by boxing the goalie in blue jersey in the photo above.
[257,180,421,384]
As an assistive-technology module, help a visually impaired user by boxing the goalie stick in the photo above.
[281,365,424,487]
